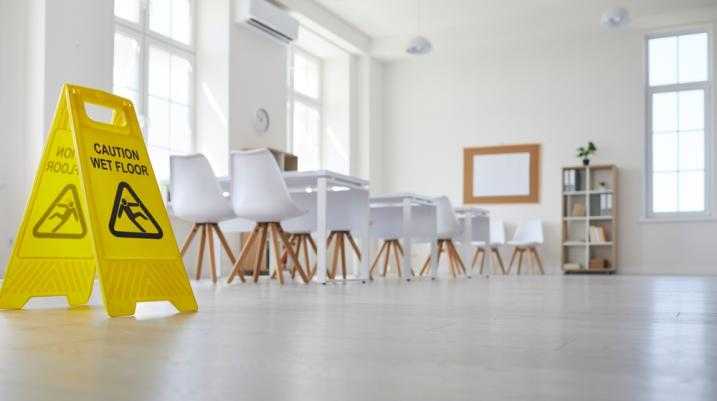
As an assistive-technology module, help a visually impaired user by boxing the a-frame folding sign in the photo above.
[0,84,197,317]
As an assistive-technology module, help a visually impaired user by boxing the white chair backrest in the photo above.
[230,149,295,220]
[489,219,506,245]
[370,206,403,240]
[434,196,459,239]
[512,219,543,244]
[170,154,229,222]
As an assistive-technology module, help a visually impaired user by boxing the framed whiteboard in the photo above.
[463,144,540,204]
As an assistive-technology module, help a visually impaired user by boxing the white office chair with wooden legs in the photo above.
[419,197,467,278]
[171,154,237,283]
[507,219,545,275]
[471,219,507,275]
[226,149,310,285]
[369,205,406,279]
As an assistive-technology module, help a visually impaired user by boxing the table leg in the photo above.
[402,199,413,281]
[358,190,370,281]
[316,177,328,283]
[462,216,472,278]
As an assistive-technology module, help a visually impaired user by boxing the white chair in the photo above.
[369,205,406,278]
[226,149,310,285]
[471,219,507,275]
[419,197,467,278]
[170,154,237,283]
[281,190,363,281]
[507,219,545,275]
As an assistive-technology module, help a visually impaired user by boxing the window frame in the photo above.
[288,46,324,170]
[113,0,197,178]
[644,27,714,220]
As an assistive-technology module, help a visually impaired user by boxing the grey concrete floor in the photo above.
[0,275,715,401]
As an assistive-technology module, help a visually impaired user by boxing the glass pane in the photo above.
[293,53,320,99]
[170,55,192,105]
[148,96,170,148]
[172,0,192,45]
[114,0,141,23]
[649,36,677,86]
[653,172,678,213]
[170,103,192,153]
[148,46,171,99]
[678,131,705,171]
[679,171,705,212]
[149,0,172,38]
[293,101,320,171]
[113,33,140,104]
[148,146,171,181]
[678,90,704,131]
[652,92,677,132]
[652,133,677,172]
[678,33,708,83]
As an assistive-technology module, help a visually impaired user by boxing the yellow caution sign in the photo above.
[0,84,197,317]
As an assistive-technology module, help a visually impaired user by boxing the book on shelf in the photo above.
[589,225,607,243]
[599,193,613,216]
[563,169,582,192]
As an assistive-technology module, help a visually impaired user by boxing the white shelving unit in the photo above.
[561,165,618,274]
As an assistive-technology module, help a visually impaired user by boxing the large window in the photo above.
[289,48,323,171]
[646,31,711,217]
[113,0,194,180]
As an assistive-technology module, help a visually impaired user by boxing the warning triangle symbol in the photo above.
[108,181,163,239]
[32,184,88,239]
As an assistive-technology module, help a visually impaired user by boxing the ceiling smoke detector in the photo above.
[601,7,631,30]
[406,36,433,56]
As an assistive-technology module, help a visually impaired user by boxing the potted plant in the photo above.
[577,142,597,166]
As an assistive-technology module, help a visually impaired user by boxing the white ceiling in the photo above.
[314,0,717,39]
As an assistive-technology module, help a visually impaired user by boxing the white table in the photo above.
[454,206,490,276]
[370,193,438,279]
[221,170,370,284]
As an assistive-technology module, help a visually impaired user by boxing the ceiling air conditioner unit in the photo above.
[235,0,299,43]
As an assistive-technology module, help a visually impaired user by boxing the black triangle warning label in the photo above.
[32,184,88,239]
[108,181,163,239]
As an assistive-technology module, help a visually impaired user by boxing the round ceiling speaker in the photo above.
[601,7,631,29]
[406,36,433,55]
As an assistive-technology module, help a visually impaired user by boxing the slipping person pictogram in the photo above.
[33,184,87,239]
[109,181,163,239]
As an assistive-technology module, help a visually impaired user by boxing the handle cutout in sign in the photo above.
[0,84,197,317]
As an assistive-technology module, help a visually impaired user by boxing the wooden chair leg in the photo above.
[492,248,507,275]
[370,241,388,279]
[291,235,303,280]
[206,224,218,283]
[507,248,518,275]
[392,240,402,277]
[419,254,432,276]
[382,241,392,277]
[227,226,261,283]
[195,224,207,280]
[212,223,237,265]
[252,224,268,283]
[447,241,467,275]
[447,246,457,278]
[479,249,487,275]
[267,223,286,285]
[181,223,200,256]
[396,241,404,256]
[273,223,309,283]
[330,233,340,280]
[530,247,545,275]
[517,249,524,275]
[339,233,347,279]
[471,248,481,270]
[346,232,362,261]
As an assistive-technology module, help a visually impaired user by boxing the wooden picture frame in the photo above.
[463,144,541,204]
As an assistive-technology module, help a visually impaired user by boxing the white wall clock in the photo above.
[254,108,270,134]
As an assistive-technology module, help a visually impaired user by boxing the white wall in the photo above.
[382,18,717,275]
[0,0,113,276]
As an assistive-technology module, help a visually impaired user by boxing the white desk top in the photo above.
[454,206,490,217]
[370,193,436,207]
[283,170,369,188]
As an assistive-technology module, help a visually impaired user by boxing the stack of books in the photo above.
[589,225,607,243]
[598,193,613,216]
[563,169,582,192]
